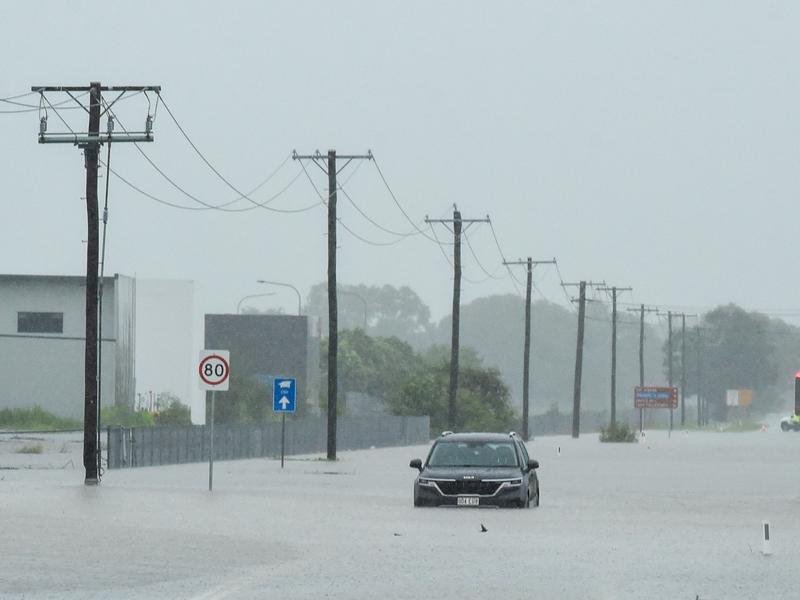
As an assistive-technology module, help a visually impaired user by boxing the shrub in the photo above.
[600,421,636,443]
[154,400,192,426]
[100,405,154,428]
[0,406,80,431]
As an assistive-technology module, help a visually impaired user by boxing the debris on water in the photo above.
[480,523,487,533]
[393,532,402,537]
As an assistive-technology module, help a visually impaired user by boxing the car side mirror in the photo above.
[409,458,423,471]
[527,459,539,471]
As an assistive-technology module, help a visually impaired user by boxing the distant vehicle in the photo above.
[780,416,800,432]
[409,431,540,508]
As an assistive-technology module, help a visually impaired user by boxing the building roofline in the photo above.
[0,273,127,283]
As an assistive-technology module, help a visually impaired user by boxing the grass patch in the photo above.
[100,405,155,428]
[0,406,80,431]
[600,421,637,443]
[16,444,43,454]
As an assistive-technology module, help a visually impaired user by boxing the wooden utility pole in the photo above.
[681,313,687,426]
[562,281,588,438]
[670,312,697,427]
[83,83,101,483]
[327,150,338,459]
[427,210,489,429]
[598,285,632,426]
[667,310,673,435]
[292,150,373,459]
[572,282,586,438]
[504,258,556,440]
[627,304,657,432]
[695,324,703,427]
[32,82,159,485]
[449,210,462,430]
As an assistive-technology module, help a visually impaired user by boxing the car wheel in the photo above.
[532,486,540,507]
[781,421,790,432]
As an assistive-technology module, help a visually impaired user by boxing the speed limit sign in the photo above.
[198,350,230,390]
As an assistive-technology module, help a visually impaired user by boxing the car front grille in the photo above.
[435,480,502,496]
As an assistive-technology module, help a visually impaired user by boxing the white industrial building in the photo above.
[0,274,135,420]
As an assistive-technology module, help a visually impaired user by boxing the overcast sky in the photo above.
[3,1,800,323]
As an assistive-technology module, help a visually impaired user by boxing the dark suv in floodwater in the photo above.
[409,432,540,508]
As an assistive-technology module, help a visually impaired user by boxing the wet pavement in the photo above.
[1,429,798,599]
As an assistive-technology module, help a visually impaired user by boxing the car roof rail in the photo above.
[440,430,454,437]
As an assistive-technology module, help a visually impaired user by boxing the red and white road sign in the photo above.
[198,350,230,391]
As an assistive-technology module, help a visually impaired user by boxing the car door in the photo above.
[516,440,534,499]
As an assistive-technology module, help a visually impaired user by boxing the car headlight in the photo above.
[502,479,522,487]
[418,478,435,486]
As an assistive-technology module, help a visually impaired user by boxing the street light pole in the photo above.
[236,293,276,314]
[338,289,368,330]
[256,280,302,316]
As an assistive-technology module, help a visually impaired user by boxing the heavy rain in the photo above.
[2,2,799,598]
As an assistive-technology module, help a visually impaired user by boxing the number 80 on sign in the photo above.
[198,350,230,391]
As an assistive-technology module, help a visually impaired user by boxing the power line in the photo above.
[428,221,454,267]
[486,219,522,295]
[337,183,417,238]
[1,91,88,113]
[154,93,314,213]
[103,159,309,213]
[105,103,309,213]
[372,157,454,246]
[297,158,403,247]
[463,229,505,281]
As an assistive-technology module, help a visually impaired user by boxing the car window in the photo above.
[517,441,530,464]
[427,441,519,467]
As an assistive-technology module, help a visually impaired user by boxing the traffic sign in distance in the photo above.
[273,377,297,413]
[198,350,231,391]
[634,386,677,409]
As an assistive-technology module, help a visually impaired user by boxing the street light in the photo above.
[236,292,276,314]
[256,280,302,316]
[338,288,368,330]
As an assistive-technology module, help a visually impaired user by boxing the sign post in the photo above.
[634,386,678,434]
[273,377,297,468]
[198,350,230,491]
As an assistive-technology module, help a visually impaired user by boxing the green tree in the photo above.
[387,358,515,433]
[306,282,432,342]
[153,397,192,426]
[668,304,789,419]
[319,329,422,409]
[211,373,280,424]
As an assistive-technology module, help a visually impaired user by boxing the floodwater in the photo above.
[1,429,798,599]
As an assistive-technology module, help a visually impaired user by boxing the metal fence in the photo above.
[106,415,430,469]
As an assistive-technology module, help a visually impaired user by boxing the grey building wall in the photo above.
[0,274,133,420]
[204,314,312,413]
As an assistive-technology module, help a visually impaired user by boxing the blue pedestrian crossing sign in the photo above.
[273,377,297,413]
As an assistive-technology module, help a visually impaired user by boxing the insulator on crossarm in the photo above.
[39,116,47,134]
[145,114,153,134]
[107,116,115,134]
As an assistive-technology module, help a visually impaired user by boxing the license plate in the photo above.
[457,496,480,506]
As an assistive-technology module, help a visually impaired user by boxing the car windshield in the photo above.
[427,441,518,468]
